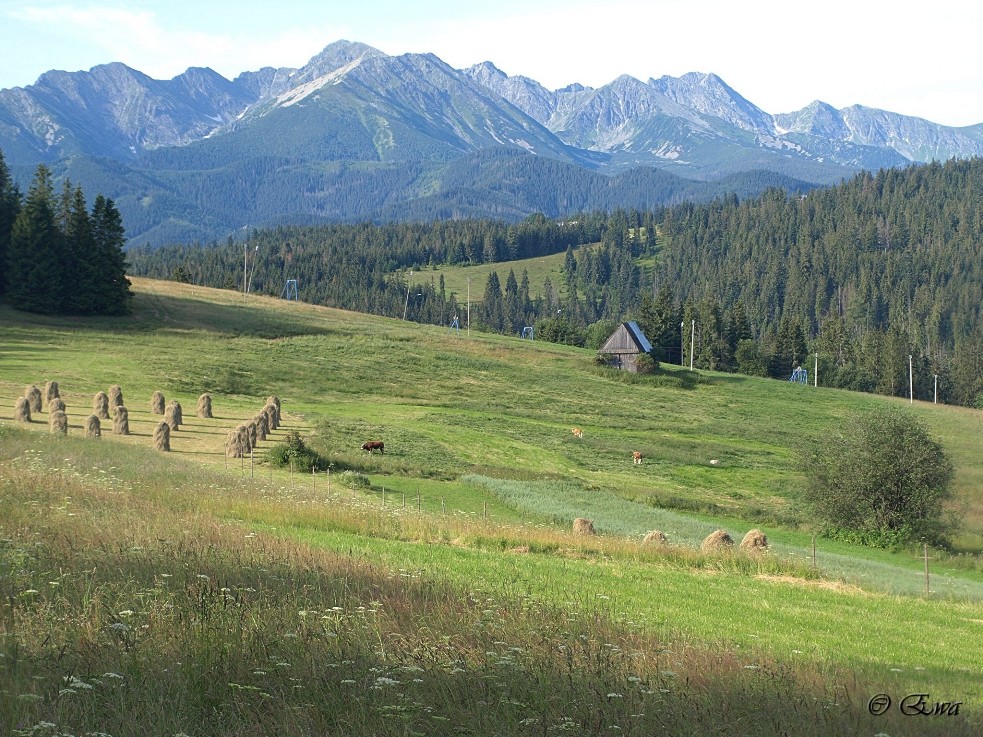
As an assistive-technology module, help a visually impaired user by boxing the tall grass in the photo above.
[7,429,980,735]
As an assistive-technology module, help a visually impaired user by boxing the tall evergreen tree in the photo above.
[7,165,66,314]
[0,149,21,297]
[64,186,99,314]
[90,195,132,314]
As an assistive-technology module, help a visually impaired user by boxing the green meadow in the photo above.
[1,277,981,735]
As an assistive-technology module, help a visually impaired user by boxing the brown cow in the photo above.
[571,427,584,439]
[632,451,643,465]
[361,440,385,454]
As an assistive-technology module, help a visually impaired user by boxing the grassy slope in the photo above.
[2,278,983,730]
[416,246,574,302]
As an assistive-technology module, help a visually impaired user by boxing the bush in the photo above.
[635,353,658,374]
[340,470,371,489]
[802,407,957,548]
[267,431,322,472]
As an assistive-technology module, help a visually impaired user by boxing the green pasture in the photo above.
[415,246,575,302]
[2,278,983,732]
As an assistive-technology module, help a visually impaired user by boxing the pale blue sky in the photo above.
[2,0,981,127]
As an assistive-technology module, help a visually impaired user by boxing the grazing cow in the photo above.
[571,427,584,439]
[632,451,643,465]
[361,440,385,454]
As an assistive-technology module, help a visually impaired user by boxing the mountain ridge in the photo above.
[2,39,981,245]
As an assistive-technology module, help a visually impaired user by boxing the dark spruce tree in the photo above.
[0,149,21,297]
[7,165,66,314]
[90,195,133,315]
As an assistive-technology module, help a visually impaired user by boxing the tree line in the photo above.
[128,157,983,408]
[0,149,131,315]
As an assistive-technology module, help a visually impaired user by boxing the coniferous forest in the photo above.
[0,150,132,316]
[103,157,983,409]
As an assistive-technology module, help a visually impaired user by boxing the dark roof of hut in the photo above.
[600,321,653,354]
[625,321,653,353]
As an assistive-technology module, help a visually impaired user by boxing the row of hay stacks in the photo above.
[571,517,769,553]
[12,383,218,453]
[150,390,212,420]
[226,396,281,458]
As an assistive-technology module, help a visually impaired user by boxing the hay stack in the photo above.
[108,385,124,414]
[572,518,595,536]
[226,425,249,458]
[264,403,278,431]
[196,393,212,419]
[266,395,281,415]
[25,385,42,412]
[151,391,165,415]
[165,401,183,431]
[239,424,253,453]
[44,381,59,406]
[84,415,101,438]
[701,529,734,552]
[246,421,258,449]
[49,410,68,435]
[642,530,669,545]
[48,397,66,415]
[14,397,31,422]
[254,412,268,442]
[740,529,769,553]
[113,406,129,435]
[153,421,171,451]
[93,391,110,419]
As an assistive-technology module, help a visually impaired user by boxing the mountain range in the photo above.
[3,40,981,246]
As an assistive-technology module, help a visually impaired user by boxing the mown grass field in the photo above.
[417,246,576,302]
[1,277,982,735]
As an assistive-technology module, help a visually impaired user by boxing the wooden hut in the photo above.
[599,321,653,372]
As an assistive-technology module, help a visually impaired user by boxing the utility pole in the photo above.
[689,319,695,371]
[467,277,471,336]
[814,353,818,387]
[933,374,938,404]
[402,270,413,321]
[680,321,685,367]
[909,354,914,404]
[243,243,247,302]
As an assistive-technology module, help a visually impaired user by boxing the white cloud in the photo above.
[7,4,346,80]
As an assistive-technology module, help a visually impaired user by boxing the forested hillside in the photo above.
[128,157,983,408]
[658,158,983,406]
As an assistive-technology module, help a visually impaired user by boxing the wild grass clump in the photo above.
[165,400,183,430]
[340,469,371,489]
[25,384,42,412]
[153,421,170,451]
[84,414,101,438]
[93,391,110,419]
[49,409,67,435]
[197,393,212,418]
[151,390,165,414]
[113,406,129,435]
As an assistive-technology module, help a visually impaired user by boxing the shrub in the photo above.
[340,469,371,490]
[802,407,956,548]
[267,430,321,472]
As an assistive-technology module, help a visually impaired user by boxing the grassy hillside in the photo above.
[1,278,982,734]
[416,247,573,303]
